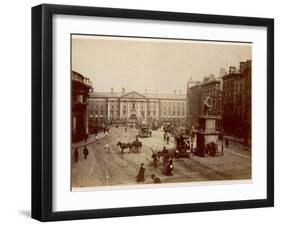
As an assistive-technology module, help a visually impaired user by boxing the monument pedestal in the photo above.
[195,115,220,157]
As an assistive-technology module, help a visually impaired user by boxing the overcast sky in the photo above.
[72,35,251,94]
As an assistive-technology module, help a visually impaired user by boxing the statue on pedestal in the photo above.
[203,96,212,115]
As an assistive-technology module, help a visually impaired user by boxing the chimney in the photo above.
[229,66,236,74]
[110,88,113,93]
[220,68,227,77]
[122,88,126,94]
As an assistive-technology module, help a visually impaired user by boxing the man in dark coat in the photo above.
[225,138,229,148]
[151,174,161,184]
[83,145,89,159]
[151,152,158,168]
[166,134,170,145]
[162,146,168,154]
[74,148,79,163]
[136,163,145,182]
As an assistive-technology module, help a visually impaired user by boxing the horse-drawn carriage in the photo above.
[138,125,150,138]
[117,140,142,153]
[163,122,174,134]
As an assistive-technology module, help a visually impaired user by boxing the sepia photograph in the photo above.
[71,34,252,190]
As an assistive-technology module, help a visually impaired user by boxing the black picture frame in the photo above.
[32,4,274,222]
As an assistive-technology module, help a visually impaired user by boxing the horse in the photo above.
[117,141,132,154]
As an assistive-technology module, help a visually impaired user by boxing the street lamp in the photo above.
[221,127,224,155]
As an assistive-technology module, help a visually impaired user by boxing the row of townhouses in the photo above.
[186,60,251,138]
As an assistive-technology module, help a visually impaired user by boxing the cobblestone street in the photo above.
[71,127,251,189]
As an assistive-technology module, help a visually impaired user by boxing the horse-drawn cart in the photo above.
[117,140,142,153]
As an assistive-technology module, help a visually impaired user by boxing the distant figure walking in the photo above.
[84,133,88,143]
[125,127,127,132]
[74,148,79,163]
[151,174,161,184]
[83,145,89,159]
[149,131,152,137]
[243,136,248,151]
[166,134,170,145]
[225,138,229,148]
[104,143,110,153]
[163,133,166,142]
[136,163,145,182]
[151,150,158,168]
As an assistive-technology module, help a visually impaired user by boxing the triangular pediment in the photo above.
[120,91,147,99]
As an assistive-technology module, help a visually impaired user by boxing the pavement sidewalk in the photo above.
[223,135,245,144]
[72,132,107,148]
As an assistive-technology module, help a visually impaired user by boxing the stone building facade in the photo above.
[186,79,202,128]
[222,60,251,137]
[72,71,93,142]
[89,89,186,127]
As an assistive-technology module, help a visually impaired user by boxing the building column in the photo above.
[119,100,123,119]
[144,100,147,121]
[156,102,159,120]
[127,101,129,119]
[107,101,110,120]
[137,101,140,120]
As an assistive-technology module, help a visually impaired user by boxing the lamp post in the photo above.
[221,125,224,156]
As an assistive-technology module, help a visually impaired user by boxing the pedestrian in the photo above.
[83,145,89,159]
[225,138,229,148]
[74,147,79,163]
[166,134,170,145]
[163,133,166,142]
[125,127,127,132]
[149,131,152,137]
[136,163,145,182]
[243,136,248,151]
[151,151,158,168]
[104,143,110,153]
[151,174,161,184]
[84,133,88,143]
[162,146,168,154]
